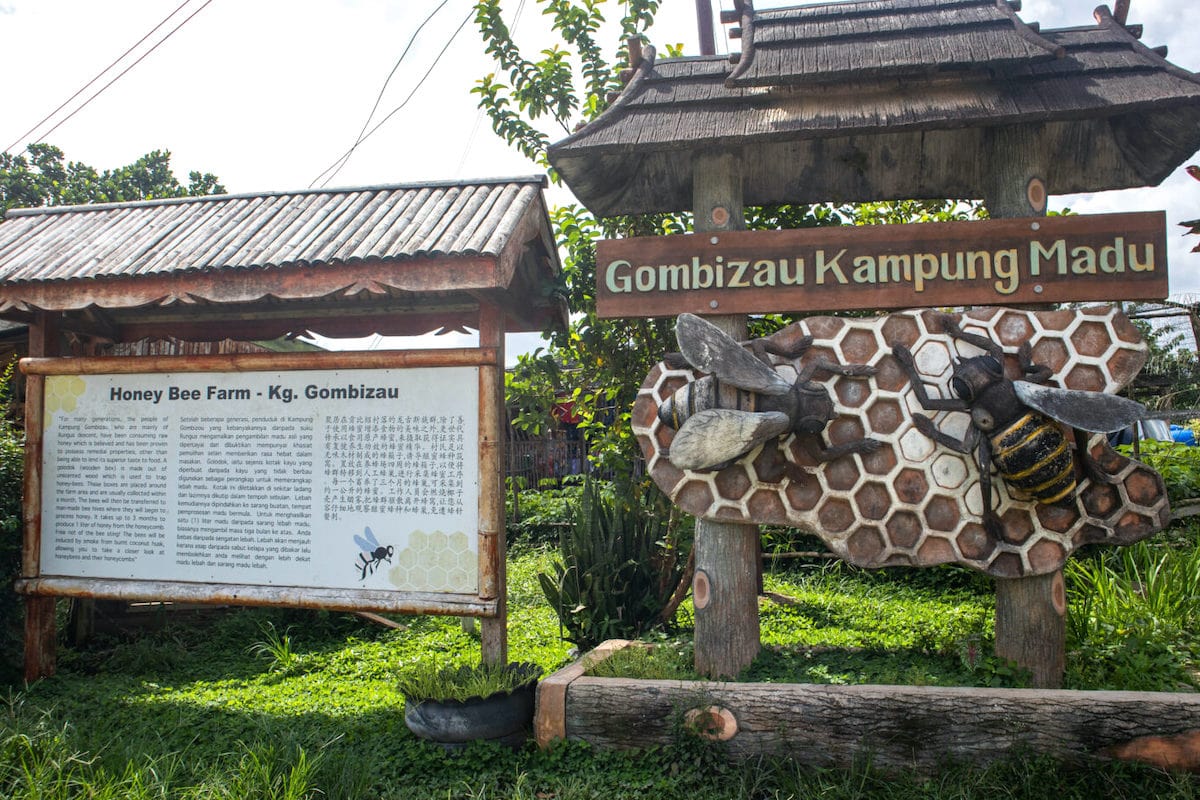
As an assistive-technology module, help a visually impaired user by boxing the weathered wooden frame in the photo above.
[16,346,507,619]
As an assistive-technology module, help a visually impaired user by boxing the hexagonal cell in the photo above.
[894,468,929,505]
[817,497,855,532]
[714,504,749,522]
[865,397,903,435]
[1106,347,1146,387]
[1064,363,1107,393]
[1081,482,1120,519]
[998,508,1035,545]
[899,427,936,463]
[989,552,1024,578]
[955,522,994,561]
[1125,466,1165,506]
[995,311,1035,348]
[1069,321,1113,358]
[1037,308,1077,332]
[675,478,716,515]
[882,314,921,348]
[827,417,868,446]
[885,510,923,548]
[861,445,898,476]
[426,565,449,590]
[913,340,953,379]
[1072,523,1110,546]
[747,488,787,521]
[923,496,960,532]
[931,453,969,490]
[805,316,846,340]
[845,526,885,563]
[853,481,891,521]
[835,377,872,409]
[824,458,860,492]
[632,395,661,430]
[873,355,911,392]
[785,474,823,512]
[651,458,686,492]
[1036,502,1080,533]
[839,329,880,363]
[916,534,956,566]
[1030,338,1070,374]
[714,467,753,502]
[1116,510,1157,541]
[447,567,472,589]
[1027,539,1067,573]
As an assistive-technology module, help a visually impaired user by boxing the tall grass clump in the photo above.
[538,477,689,649]
[1065,534,1200,691]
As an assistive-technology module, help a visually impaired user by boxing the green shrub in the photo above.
[1117,440,1200,503]
[505,481,582,547]
[397,661,541,702]
[538,478,688,650]
[1065,538,1200,690]
[0,384,22,685]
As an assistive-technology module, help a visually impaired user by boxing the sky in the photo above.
[1,0,1198,358]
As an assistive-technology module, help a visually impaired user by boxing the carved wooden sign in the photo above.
[597,213,1167,318]
[633,307,1169,578]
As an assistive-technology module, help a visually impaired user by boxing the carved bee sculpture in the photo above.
[891,313,1150,540]
[659,313,881,477]
[633,307,1169,578]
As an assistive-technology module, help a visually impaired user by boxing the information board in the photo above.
[37,365,481,596]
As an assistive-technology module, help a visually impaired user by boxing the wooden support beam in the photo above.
[23,311,59,682]
[690,151,759,679]
[477,301,508,667]
[982,124,1064,689]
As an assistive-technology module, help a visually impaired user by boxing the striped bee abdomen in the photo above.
[990,412,1076,504]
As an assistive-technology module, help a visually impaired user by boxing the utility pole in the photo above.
[696,0,715,55]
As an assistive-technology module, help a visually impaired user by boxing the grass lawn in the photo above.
[2,541,1198,799]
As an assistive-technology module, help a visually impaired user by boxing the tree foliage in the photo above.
[1,143,224,218]
[476,1,981,474]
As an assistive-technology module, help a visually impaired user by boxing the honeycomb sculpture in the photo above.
[387,529,476,592]
[633,307,1169,577]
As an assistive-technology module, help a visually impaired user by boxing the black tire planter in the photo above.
[404,663,541,750]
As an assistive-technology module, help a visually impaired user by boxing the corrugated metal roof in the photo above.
[0,176,548,284]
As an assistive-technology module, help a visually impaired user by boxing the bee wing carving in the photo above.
[676,313,792,395]
[1013,381,1148,433]
[669,408,793,471]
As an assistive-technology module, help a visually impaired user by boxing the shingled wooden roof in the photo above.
[548,1,1200,216]
[0,177,567,342]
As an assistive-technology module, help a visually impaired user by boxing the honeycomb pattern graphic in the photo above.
[43,375,87,431]
[633,307,1169,577]
[387,529,477,592]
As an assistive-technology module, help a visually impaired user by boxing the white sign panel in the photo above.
[39,367,481,594]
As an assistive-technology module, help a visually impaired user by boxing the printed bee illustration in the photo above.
[659,312,882,477]
[354,526,394,580]
[891,313,1150,539]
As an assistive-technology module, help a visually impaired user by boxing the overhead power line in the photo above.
[310,3,475,189]
[3,0,214,154]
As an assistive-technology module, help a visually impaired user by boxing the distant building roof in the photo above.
[0,176,566,340]
[548,1,1200,216]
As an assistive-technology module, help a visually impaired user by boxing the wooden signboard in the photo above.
[18,349,502,618]
[595,212,1167,318]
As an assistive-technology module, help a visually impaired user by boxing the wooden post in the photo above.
[691,151,760,679]
[23,311,60,682]
[477,301,508,666]
[983,124,1064,689]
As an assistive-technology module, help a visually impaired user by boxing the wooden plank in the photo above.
[595,211,1168,318]
[21,348,499,376]
[14,577,498,617]
[534,639,636,746]
[559,674,1200,771]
